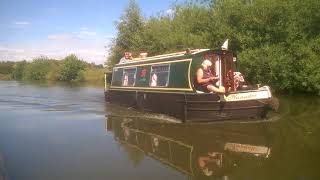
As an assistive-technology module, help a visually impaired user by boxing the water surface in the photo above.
[0,80,319,180]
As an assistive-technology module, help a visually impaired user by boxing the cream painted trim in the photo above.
[104,73,107,92]
[109,86,193,91]
[112,58,193,91]
[133,49,207,61]
[116,58,192,69]
[108,88,196,94]
[187,58,192,90]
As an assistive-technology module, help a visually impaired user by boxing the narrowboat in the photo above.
[104,43,275,122]
[106,117,271,179]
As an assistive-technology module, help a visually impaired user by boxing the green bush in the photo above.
[24,57,52,81]
[239,45,297,91]
[46,61,62,81]
[12,61,28,80]
[0,61,15,75]
[59,54,85,81]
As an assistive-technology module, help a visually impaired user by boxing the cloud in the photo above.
[104,35,114,39]
[78,30,97,36]
[165,8,175,16]
[13,21,30,26]
[47,34,73,41]
[71,27,98,39]
[80,27,88,30]
[0,46,25,53]
[0,33,112,65]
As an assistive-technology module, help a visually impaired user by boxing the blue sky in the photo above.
[0,0,178,64]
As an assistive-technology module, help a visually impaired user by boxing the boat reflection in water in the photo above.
[106,116,272,179]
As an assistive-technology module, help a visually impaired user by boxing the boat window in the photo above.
[149,64,170,87]
[122,68,137,86]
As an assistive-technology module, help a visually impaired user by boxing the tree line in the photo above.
[0,55,104,83]
[106,0,320,95]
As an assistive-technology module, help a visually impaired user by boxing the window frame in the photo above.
[122,67,137,87]
[149,64,171,87]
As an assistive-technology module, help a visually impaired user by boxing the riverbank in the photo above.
[0,74,10,81]
[0,61,107,86]
[0,70,106,86]
[0,55,107,85]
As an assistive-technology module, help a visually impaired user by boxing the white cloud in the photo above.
[0,33,112,65]
[72,27,98,39]
[79,31,97,37]
[0,46,25,53]
[165,8,175,16]
[13,21,30,25]
[80,27,88,30]
[104,35,114,39]
[47,34,73,41]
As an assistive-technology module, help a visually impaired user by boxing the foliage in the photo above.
[12,61,28,80]
[46,60,61,81]
[23,56,53,81]
[239,45,298,91]
[82,68,106,84]
[106,0,144,70]
[59,54,86,81]
[106,0,320,94]
[6,54,104,85]
[0,61,15,74]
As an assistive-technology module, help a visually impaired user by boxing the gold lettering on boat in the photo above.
[225,91,270,102]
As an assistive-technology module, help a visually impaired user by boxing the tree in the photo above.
[24,56,52,80]
[12,61,27,80]
[106,0,144,70]
[106,0,320,94]
[59,54,85,81]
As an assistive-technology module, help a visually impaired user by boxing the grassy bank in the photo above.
[0,74,11,80]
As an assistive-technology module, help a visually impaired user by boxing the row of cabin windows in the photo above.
[122,64,170,87]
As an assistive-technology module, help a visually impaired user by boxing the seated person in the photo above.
[119,52,132,64]
[194,60,225,94]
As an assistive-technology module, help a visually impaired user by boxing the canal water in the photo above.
[0,80,319,180]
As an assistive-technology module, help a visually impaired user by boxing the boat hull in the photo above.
[105,89,272,122]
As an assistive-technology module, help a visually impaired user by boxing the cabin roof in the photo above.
[115,49,210,66]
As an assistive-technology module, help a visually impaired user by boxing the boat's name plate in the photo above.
[225,90,270,102]
[224,142,270,157]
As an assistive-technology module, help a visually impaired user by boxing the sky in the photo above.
[0,0,178,65]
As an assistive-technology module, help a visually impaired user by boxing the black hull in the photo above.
[105,90,270,122]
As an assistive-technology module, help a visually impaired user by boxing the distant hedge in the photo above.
[1,55,104,83]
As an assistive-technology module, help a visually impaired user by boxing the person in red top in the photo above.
[195,60,225,94]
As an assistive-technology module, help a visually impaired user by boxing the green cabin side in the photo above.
[110,51,208,92]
